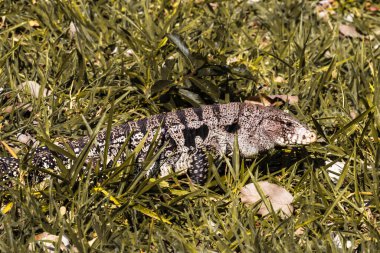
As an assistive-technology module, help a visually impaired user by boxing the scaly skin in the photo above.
[0,102,317,187]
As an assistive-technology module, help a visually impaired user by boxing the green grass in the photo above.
[0,0,380,251]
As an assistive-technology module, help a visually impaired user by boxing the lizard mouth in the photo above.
[299,131,317,144]
[278,130,317,145]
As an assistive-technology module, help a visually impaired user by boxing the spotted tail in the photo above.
[0,157,21,187]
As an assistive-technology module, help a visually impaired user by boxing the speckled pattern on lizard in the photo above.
[0,102,317,187]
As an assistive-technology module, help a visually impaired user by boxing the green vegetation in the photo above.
[0,0,379,251]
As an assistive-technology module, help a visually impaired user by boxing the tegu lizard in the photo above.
[0,102,317,187]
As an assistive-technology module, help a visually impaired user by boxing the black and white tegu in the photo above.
[0,102,317,187]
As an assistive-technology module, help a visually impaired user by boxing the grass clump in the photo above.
[0,0,380,251]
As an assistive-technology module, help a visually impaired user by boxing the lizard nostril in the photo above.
[310,132,317,142]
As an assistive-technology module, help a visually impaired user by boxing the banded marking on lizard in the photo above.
[0,102,317,187]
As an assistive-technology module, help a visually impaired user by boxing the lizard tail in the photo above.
[0,157,20,187]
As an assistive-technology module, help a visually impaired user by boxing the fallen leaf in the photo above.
[339,24,363,38]
[30,232,77,253]
[0,17,5,29]
[125,49,135,57]
[17,133,35,146]
[88,237,97,247]
[295,227,305,236]
[365,2,380,12]
[19,81,50,98]
[2,105,14,114]
[245,94,299,106]
[69,21,78,39]
[326,159,345,183]
[28,20,40,27]
[247,0,261,4]
[270,95,299,105]
[209,2,218,10]
[273,76,286,83]
[368,6,380,12]
[350,109,358,119]
[240,181,294,218]
[331,232,353,250]
[226,56,239,65]
[59,206,66,216]
[315,0,336,20]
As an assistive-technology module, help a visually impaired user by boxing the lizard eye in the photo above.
[285,122,293,127]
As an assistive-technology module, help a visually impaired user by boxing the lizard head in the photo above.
[262,111,317,146]
[236,104,317,157]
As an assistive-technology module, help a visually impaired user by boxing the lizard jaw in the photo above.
[278,128,317,146]
[290,128,317,145]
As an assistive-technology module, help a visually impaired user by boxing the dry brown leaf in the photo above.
[326,159,345,183]
[365,2,380,12]
[30,232,77,253]
[339,24,363,38]
[245,95,273,106]
[240,181,294,218]
[28,20,40,27]
[19,81,50,98]
[17,133,36,146]
[270,95,299,105]
[59,206,67,216]
[69,21,78,39]
[209,2,218,10]
[2,105,14,114]
[245,94,299,107]
[295,227,305,236]
[0,16,5,29]
[315,0,336,20]
[274,76,286,83]
[331,232,353,250]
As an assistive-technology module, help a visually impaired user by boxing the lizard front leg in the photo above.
[158,149,209,185]
[187,149,208,185]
